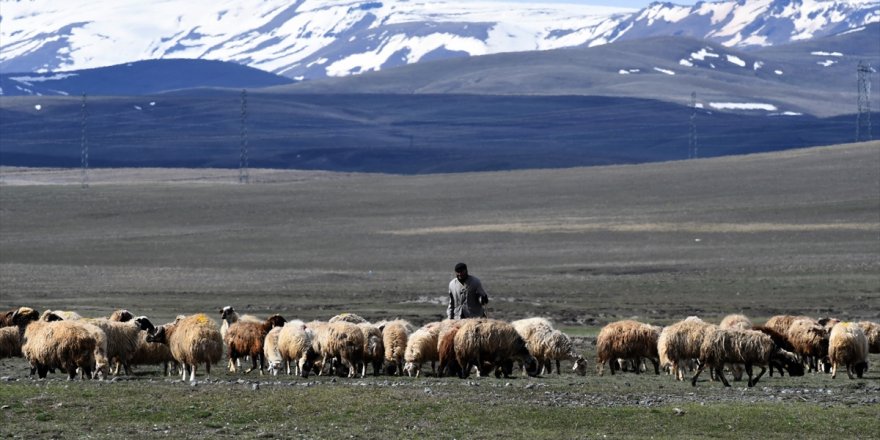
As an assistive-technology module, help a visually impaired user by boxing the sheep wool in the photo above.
[149,313,223,382]
[278,320,317,377]
[381,320,411,376]
[403,327,440,377]
[596,320,661,376]
[454,319,538,379]
[857,321,880,354]
[828,322,869,379]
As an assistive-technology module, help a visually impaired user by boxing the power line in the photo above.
[239,89,250,184]
[80,93,89,189]
[856,60,873,142]
[689,91,698,159]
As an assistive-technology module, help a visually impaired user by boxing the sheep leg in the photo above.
[749,365,766,387]
[633,357,642,374]
[690,363,706,386]
[556,359,562,375]
[715,366,730,387]
[649,358,660,375]
[846,364,854,380]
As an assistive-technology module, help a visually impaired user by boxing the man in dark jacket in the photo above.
[447,262,489,319]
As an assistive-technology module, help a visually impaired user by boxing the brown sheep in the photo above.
[454,319,538,379]
[224,314,287,374]
[357,322,384,376]
[437,321,464,377]
[786,318,829,373]
[146,313,224,382]
[0,326,22,358]
[20,319,98,380]
[596,320,661,376]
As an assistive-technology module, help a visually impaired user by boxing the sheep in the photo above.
[719,314,753,380]
[437,321,465,377]
[454,319,539,379]
[0,326,22,358]
[752,325,796,377]
[403,327,440,377]
[691,327,804,387]
[128,325,177,376]
[39,310,83,321]
[224,314,287,374]
[20,319,99,380]
[380,319,412,376]
[786,317,829,373]
[109,309,134,322]
[357,322,384,376]
[596,320,661,376]
[264,326,284,376]
[720,314,752,331]
[219,306,262,370]
[329,313,368,324]
[145,313,224,382]
[278,320,318,377]
[763,315,806,336]
[315,321,366,378]
[828,322,869,379]
[1,307,39,328]
[657,317,714,380]
[512,318,585,376]
[84,316,155,376]
[857,321,880,354]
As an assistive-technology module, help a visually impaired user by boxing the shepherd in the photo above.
[446,262,489,319]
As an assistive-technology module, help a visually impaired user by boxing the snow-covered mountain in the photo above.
[1,0,877,80]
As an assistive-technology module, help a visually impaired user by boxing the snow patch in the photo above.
[653,67,675,75]
[774,69,784,75]
[709,102,777,111]
[679,59,694,67]
[726,54,746,67]
[811,51,843,57]
[817,59,837,67]
[753,60,764,70]
[691,48,719,61]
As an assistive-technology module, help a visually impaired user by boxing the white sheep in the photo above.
[691,327,804,387]
[380,320,411,376]
[278,320,318,377]
[857,321,879,354]
[828,322,869,379]
[146,313,224,382]
[315,321,365,378]
[719,313,753,381]
[329,313,368,324]
[0,326,22,359]
[403,327,439,377]
[263,326,284,376]
[85,316,155,376]
[512,318,584,375]
[20,319,99,380]
[657,317,714,380]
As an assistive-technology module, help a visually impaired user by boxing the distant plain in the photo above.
[0,142,878,438]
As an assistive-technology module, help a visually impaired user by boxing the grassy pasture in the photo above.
[0,142,878,438]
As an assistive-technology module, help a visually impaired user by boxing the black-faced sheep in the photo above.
[454,319,538,379]
[85,316,155,376]
[691,328,804,387]
[224,314,287,374]
[828,322,869,379]
[857,321,880,354]
[380,319,412,376]
[278,320,318,377]
[109,309,135,322]
[658,317,716,381]
[2,307,38,328]
[596,320,661,376]
[145,313,224,382]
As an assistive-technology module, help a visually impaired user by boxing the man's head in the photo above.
[454,262,468,282]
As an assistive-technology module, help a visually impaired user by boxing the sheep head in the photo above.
[40,311,64,322]
[220,306,235,321]
[110,309,134,322]
[572,356,588,376]
[266,314,287,329]
[146,326,168,344]
[772,348,805,377]
[133,316,156,333]
[11,307,39,328]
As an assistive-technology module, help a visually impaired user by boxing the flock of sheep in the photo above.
[1,306,876,388]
